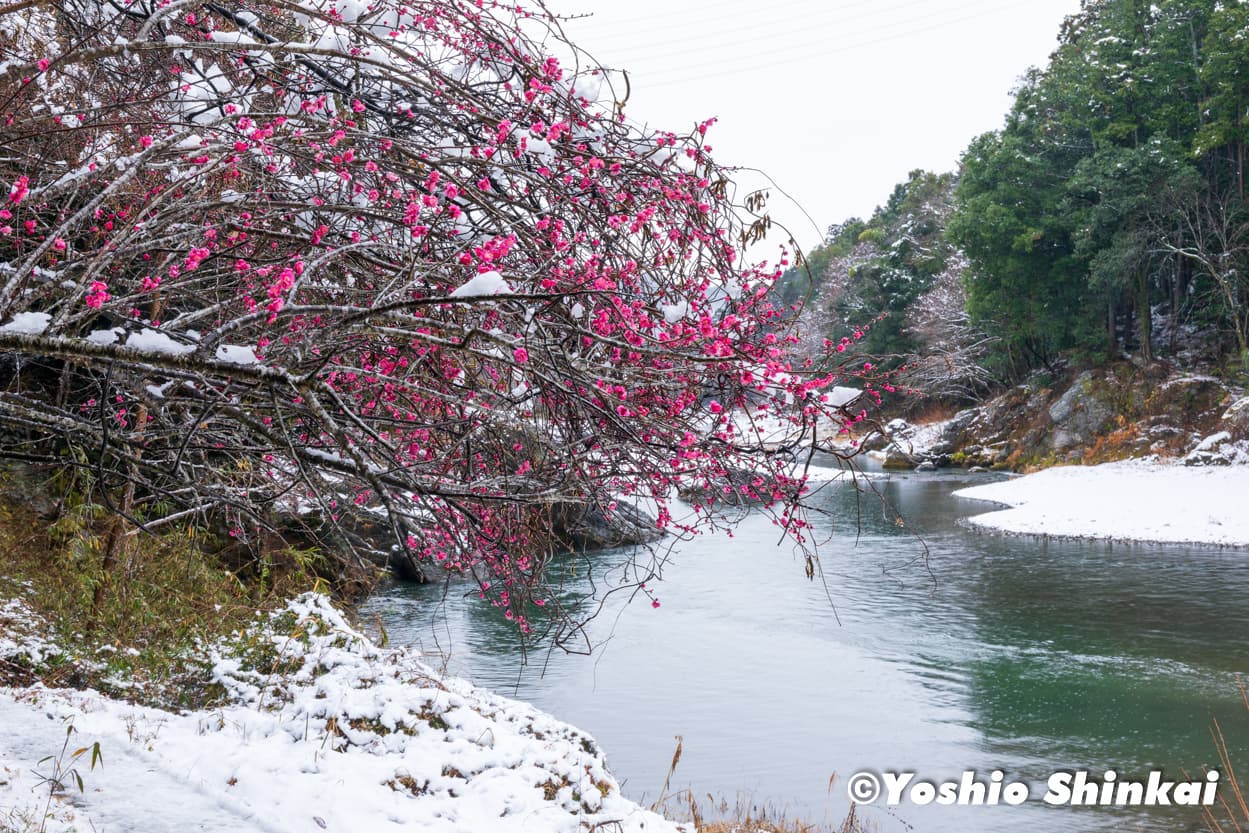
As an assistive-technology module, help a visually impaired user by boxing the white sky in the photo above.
[557,0,1084,253]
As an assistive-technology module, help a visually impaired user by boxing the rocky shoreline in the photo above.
[864,362,1249,473]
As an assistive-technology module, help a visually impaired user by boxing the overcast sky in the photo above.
[557,0,1084,253]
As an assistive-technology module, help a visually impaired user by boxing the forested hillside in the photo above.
[786,0,1249,395]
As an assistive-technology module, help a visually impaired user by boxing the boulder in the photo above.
[677,467,794,506]
[284,496,665,587]
[1183,431,1249,466]
[880,445,917,470]
[1048,371,1116,451]
[1145,376,1229,426]
[1223,396,1249,442]
[547,499,664,550]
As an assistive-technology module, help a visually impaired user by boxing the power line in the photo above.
[636,0,1041,89]
[564,0,885,33]
[577,0,1002,65]
[571,0,947,60]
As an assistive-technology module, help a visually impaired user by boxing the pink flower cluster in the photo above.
[84,281,110,309]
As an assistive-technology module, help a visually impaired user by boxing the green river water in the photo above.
[361,465,1249,832]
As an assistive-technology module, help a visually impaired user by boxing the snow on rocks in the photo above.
[954,459,1249,547]
[0,594,687,833]
[1182,397,1249,465]
[865,415,955,469]
[1183,431,1249,466]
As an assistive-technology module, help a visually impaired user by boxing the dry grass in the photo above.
[1203,680,1249,833]
[0,472,326,707]
[660,789,868,833]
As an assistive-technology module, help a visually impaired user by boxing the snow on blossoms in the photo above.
[0,0,893,630]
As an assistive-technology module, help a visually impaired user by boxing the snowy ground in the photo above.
[954,459,1249,547]
[0,596,685,833]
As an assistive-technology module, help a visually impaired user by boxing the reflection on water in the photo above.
[359,465,1249,832]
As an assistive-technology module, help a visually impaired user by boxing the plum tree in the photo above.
[0,0,879,631]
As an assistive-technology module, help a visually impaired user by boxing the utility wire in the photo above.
[567,0,870,30]
[633,0,1043,89]
[568,0,940,45]
[575,0,1007,65]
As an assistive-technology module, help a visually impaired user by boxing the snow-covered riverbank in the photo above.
[954,459,1249,547]
[0,595,684,833]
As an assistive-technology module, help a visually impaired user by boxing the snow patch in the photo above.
[954,460,1249,547]
[449,270,512,298]
[0,595,686,833]
[0,312,51,335]
[85,327,123,345]
[125,329,194,356]
[216,344,260,365]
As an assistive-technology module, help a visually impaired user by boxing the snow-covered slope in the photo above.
[0,595,684,833]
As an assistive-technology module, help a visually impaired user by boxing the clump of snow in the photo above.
[660,300,687,324]
[215,344,260,365]
[124,328,194,356]
[826,386,862,409]
[0,312,51,335]
[954,459,1249,547]
[449,270,512,298]
[85,327,123,345]
[0,595,687,833]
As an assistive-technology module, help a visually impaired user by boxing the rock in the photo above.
[1146,376,1228,426]
[381,550,442,583]
[885,417,913,437]
[1223,396,1249,441]
[1048,371,1115,451]
[969,466,989,473]
[547,499,664,550]
[287,512,442,584]
[0,463,62,519]
[858,431,890,452]
[677,467,796,507]
[914,461,937,472]
[1183,431,1249,466]
[880,445,917,470]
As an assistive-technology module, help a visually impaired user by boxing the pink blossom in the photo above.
[84,281,110,309]
[8,175,28,204]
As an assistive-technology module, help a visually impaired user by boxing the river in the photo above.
[359,463,1249,832]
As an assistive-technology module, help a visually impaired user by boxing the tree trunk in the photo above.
[1137,267,1153,362]
[1239,137,1245,201]
[1107,300,1118,357]
[91,294,162,624]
